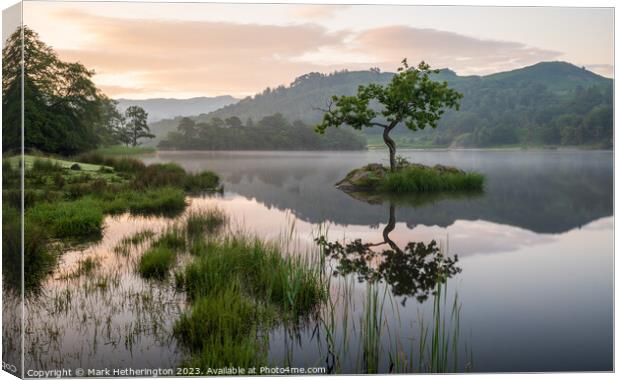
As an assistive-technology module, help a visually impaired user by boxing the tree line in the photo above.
[2,26,154,155]
[157,113,366,151]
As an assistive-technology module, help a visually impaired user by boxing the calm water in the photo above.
[23,149,612,374]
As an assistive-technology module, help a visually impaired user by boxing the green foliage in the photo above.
[157,113,366,150]
[138,246,175,279]
[2,27,119,154]
[380,166,484,193]
[182,61,611,149]
[316,59,462,170]
[120,105,155,147]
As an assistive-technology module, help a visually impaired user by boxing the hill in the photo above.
[151,61,613,149]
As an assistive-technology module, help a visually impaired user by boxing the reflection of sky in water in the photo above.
[23,150,612,373]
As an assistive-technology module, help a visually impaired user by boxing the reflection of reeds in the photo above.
[318,233,471,374]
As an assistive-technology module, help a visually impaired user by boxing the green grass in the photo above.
[178,236,324,315]
[185,208,227,239]
[379,166,484,193]
[27,198,104,239]
[152,226,186,251]
[2,206,57,291]
[93,145,156,156]
[138,246,176,279]
[99,187,186,216]
[174,234,325,367]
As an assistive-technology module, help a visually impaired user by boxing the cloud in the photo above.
[345,26,562,74]
[44,9,565,98]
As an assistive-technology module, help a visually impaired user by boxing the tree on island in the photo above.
[316,59,462,171]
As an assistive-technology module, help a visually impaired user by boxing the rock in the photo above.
[336,164,388,191]
[432,164,465,175]
[70,163,81,171]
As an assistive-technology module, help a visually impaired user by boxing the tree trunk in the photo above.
[383,124,397,172]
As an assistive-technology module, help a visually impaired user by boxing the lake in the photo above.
[23,149,613,373]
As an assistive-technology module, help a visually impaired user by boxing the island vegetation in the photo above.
[316,59,484,193]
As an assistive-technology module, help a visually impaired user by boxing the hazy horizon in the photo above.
[4,2,614,99]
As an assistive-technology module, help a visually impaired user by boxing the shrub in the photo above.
[138,246,175,279]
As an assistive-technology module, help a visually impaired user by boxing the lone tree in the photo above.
[123,105,154,146]
[316,59,462,171]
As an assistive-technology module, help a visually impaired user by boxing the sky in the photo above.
[4,1,614,99]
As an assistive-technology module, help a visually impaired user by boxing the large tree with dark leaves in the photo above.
[2,26,117,154]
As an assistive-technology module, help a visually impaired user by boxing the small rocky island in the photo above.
[336,161,485,194]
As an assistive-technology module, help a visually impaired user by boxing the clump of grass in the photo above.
[31,158,64,173]
[175,233,325,367]
[3,207,56,291]
[174,284,270,368]
[178,236,323,315]
[185,208,227,239]
[184,171,220,193]
[138,246,175,279]
[27,198,104,239]
[153,226,186,251]
[126,188,187,216]
[133,163,221,193]
[379,166,484,193]
[100,187,186,216]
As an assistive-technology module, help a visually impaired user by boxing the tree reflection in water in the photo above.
[317,204,461,305]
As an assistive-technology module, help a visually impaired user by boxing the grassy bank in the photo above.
[2,153,222,290]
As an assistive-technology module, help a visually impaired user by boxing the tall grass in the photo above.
[177,236,324,315]
[174,232,325,367]
[137,246,176,279]
[27,198,104,239]
[185,208,227,240]
[379,166,484,193]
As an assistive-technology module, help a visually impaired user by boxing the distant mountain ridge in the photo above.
[203,61,610,124]
[115,95,238,122]
[149,61,612,148]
